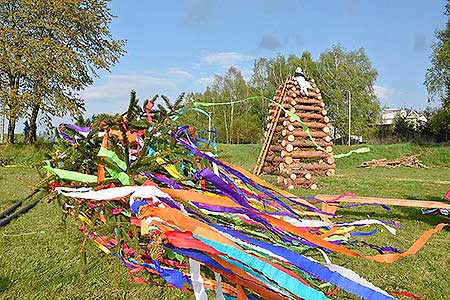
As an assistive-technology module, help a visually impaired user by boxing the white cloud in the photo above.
[374,85,394,100]
[203,52,253,66]
[81,72,178,103]
[167,68,194,80]
[195,76,214,87]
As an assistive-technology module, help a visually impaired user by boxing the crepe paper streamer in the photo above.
[189,258,209,300]
[44,161,98,183]
[58,123,90,144]
[389,290,422,300]
[55,186,171,207]
[317,259,395,300]
[172,128,330,218]
[211,225,395,300]
[97,147,127,171]
[350,228,378,237]
[193,96,370,160]
[341,203,391,211]
[105,166,130,186]
[156,157,183,180]
[60,123,90,135]
[191,96,263,108]
[214,272,226,300]
[270,100,330,153]
[333,147,371,158]
[196,236,329,300]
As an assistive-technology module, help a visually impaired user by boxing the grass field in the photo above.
[1,143,450,299]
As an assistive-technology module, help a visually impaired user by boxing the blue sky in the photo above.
[81,0,448,117]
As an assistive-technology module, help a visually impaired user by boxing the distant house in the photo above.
[380,108,427,127]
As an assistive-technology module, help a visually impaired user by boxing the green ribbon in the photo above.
[97,148,127,171]
[192,97,371,159]
[333,147,371,158]
[97,147,130,185]
[192,96,262,107]
[43,161,98,183]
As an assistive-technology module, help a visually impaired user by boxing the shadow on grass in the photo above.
[0,277,12,293]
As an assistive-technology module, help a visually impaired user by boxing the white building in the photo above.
[381,108,427,126]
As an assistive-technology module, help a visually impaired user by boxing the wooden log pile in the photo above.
[360,155,426,168]
[255,75,335,190]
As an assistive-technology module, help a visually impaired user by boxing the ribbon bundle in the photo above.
[42,97,446,300]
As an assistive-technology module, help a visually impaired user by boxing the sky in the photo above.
[80,0,448,117]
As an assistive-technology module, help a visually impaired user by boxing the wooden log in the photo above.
[262,166,279,174]
[286,168,329,177]
[285,134,332,143]
[282,104,322,112]
[326,169,336,176]
[281,176,314,185]
[269,145,283,152]
[283,168,313,179]
[282,129,329,139]
[282,139,333,148]
[264,155,283,163]
[285,144,294,152]
[283,121,327,129]
[317,194,450,210]
[284,150,331,159]
[268,116,330,123]
[289,162,336,170]
[288,98,324,106]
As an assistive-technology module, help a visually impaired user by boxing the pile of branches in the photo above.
[361,155,426,168]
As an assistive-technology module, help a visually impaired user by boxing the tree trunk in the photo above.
[27,104,40,143]
[7,116,16,144]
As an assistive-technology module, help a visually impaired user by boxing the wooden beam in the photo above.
[316,194,450,213]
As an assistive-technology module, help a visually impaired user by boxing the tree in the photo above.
[250,47,380,138]
[251,52,317,99]
[316,45,380,137]
[0,0,125,144]
[425,0,450,106]
[191,67,264,144]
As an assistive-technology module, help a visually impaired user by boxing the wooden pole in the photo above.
[253,82,288,175]
[317,194,450,214]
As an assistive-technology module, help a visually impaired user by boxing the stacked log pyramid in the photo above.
[254,75,336,190]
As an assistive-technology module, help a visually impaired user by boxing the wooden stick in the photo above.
[317,194,450,210]
[254,82,288,175]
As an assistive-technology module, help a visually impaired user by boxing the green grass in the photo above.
[1,143,450,299]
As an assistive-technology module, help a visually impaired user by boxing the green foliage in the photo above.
[425,106,450,142]
[0,0,125,143]
[0,142,52,165]
[315,46,380,137]
[425,0,450,105]
[249,46,380,140]
[191,47,379,144]
[192,67,263,143]
[390,112,417,140]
